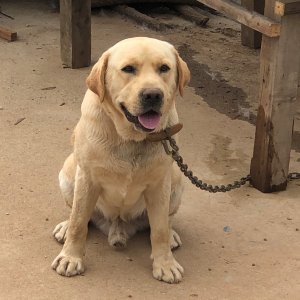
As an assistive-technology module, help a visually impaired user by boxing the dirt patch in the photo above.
[178,43,256,124]
[178,43,300,154]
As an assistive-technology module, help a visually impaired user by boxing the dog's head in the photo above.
[86,37,190,141]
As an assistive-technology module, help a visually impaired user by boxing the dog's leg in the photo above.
[52,166,99,277]
[145,172,184,284]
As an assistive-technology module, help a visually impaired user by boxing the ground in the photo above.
[1,1,300,299]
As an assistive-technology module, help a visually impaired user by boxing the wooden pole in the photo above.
[196,0,281,37]
[60,0,91,68]
[241,0,265,48]
[250,0,300,192]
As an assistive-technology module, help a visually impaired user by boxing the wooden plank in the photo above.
[92,0,199,6]
[196,0,281,37]
[0,26,17,42]
[60,0,91,69]
[241,0,265,48]
[275,0,300,15]
[250,0,300,192]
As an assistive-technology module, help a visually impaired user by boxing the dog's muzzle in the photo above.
[120,105,162,133]
[120,88,163,132]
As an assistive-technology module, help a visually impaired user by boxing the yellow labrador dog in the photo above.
[51,37,190,283]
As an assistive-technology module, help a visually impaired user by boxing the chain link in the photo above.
[287,172,300,180]
[162,134,300,193]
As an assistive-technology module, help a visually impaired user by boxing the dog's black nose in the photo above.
[140,88,164,112]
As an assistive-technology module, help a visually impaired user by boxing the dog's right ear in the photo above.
[175,51,190,97]
[86,51,109,102]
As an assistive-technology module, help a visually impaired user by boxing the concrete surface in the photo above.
[1,1,300,299]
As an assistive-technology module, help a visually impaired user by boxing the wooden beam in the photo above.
[275,0,300,16]
[250,0,300,192]
[0,26,17,42]
[241,0,265,48]
[91,0,199,6]
[196,0,281,37]
[173,5,209,26]
[113,5,171,30]
[60,0,91,68]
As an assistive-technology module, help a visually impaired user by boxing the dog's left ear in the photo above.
[86,51,109,102]
[175,51,190,97]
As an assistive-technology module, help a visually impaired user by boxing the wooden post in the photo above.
[275,0,300,15]
[241,0,265,48]
[250,0,300,192]
[60,0,91,68]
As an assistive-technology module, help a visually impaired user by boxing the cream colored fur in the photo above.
[51,37,190,283]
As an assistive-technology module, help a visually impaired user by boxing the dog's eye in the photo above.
[159,64,170,73]
[121,65,136,74]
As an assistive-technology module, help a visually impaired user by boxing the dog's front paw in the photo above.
[152,254,184,283]
[51,252,84,277]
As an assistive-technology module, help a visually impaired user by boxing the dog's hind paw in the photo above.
[170,229,182,250]
[53,220,69,244]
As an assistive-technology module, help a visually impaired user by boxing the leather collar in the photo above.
[146,123,183,142]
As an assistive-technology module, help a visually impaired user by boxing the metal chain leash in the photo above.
[161,133,300,193]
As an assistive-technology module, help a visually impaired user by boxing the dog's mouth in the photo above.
[120,104,161,132]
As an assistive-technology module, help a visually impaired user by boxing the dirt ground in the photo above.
[1,1,300,299]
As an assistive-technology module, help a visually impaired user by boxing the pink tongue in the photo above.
[138,112,160,130]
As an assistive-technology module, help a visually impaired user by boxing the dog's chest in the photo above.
[90,141,169,217]
[112,140,162,166]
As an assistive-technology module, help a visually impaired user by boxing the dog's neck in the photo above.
[145,123,183,142]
